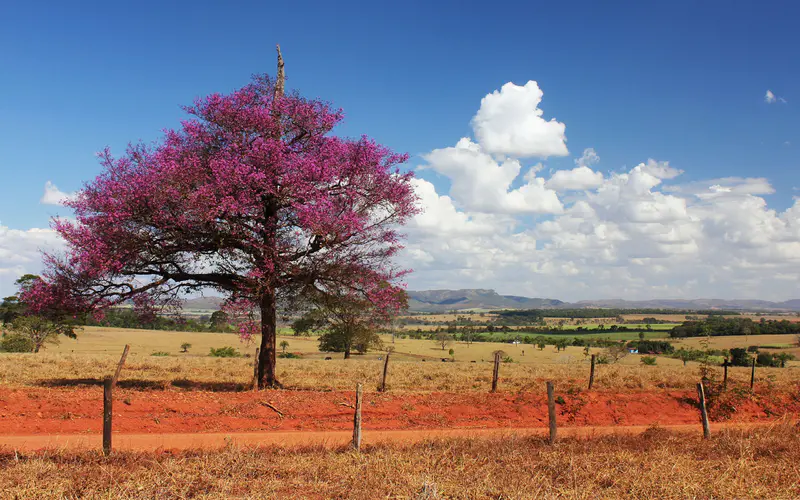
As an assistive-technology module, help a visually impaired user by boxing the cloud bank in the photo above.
[402,81,800,301]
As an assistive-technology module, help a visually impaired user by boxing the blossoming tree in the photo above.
[26,47,419,387]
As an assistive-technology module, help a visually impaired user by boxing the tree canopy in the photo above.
[25,47,418,387]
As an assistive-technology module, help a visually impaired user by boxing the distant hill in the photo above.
[406,290,800,313]
[182,296,224,310]
[178,290,800,313]
[407,289,564,312]
[571,298,800,311]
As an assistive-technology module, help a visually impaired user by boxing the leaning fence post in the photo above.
[352,383,363,451]
[252,348,260,391]
[111,344,130,388]
[491,351,501,393]
[697,382,711,440]
[103,376,113,455]
[379,351,391,392]
[547,381,557,445]
[750,357,756,391]
[588,354,596,390]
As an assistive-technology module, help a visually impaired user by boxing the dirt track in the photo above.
[0,423,781,452]
[0,386,796,451]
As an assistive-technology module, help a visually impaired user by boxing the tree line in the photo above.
[669,317,800,338]
[496,309,740,320]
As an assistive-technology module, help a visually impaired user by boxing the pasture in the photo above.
[2,326,798,392]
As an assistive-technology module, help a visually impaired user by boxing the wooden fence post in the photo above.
[103,377,113,455]
[491,352,501,393]
[750,357,756,391]
[379,351,390,392]
[722,358,728,390]
[697,382,710,440]
[252,348,260,391]
[111,344,130,388]
[588,354,596,390]
[352,383,363,451]
[697,382,711,439]
[547,381,557,445]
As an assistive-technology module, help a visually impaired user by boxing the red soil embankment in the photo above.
[1,387,796,436]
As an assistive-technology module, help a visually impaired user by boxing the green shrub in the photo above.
[151,351,170,357]
[0,333,34,353]
[502,355,514,363]
[209,346,240,358]
[278,352,301,359]
[756,352,781,367]
[729,348,751,367]
[640,355,657,366]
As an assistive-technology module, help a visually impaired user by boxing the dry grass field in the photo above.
[2,350,797,393]
[673,334,800,358]
[1,326,798,392]
[2,424,799,498]
[22,325,666,362]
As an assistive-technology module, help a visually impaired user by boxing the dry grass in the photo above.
[1,423,799,498]
[2,351,798,393]
[674,334,800,359]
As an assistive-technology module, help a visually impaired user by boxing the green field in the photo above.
[555,323,678,331]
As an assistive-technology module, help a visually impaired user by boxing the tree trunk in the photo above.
[257,289,279,389]
[344,348,351,359]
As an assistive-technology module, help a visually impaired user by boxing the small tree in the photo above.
[10,315,77,353]
[775,352,795,368]
[448,347,455,360]
[554,338,569,352]
[209,311,229,332]
[435,332,454,351]
[180,342,192,353]
[537,340,546,351]
[675,348,698,366]
[604,343,628,364]
[306,286,401,359]
[729,348,751,367]
[0,296,22,326]
[641,356,657,366]
[280,340,289,353]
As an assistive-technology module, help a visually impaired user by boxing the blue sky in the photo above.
[1,0,798,299]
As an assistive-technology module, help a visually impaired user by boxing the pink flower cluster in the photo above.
[33,74,420,337]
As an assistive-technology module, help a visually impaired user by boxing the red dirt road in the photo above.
[1,386,795,437]
[0,423,783,452]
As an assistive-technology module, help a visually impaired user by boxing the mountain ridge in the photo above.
[180,290,800,313]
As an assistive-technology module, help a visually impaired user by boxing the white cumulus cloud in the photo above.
[0,223,65,297]
[40,181,76,206]
[421,138,563,214]
[471,81,568,158]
